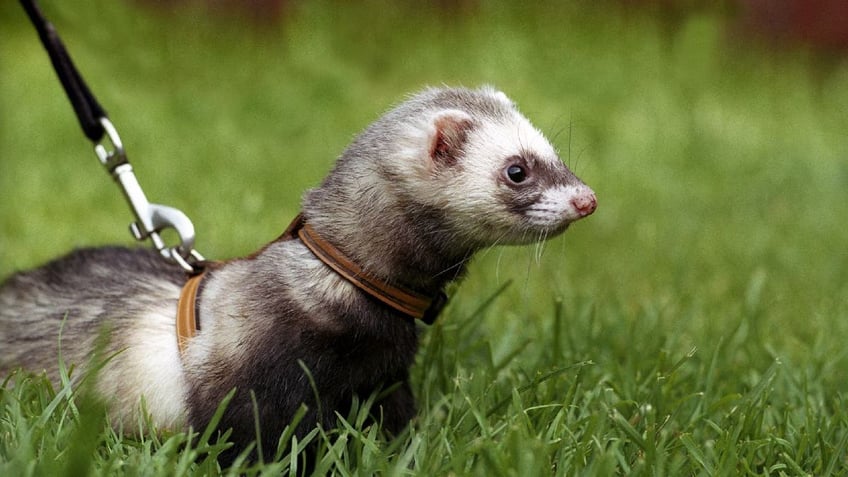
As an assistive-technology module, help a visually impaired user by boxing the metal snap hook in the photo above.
[94,117,204,273]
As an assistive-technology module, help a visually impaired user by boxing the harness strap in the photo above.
[176,272,204,354]
[296,221,444,322]
[175,215,447,353]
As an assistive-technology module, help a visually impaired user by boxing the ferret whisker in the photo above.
[495,248,505,285]
[548,114,570,155]
[432,253,473,280]
[567,117,574,168]
[534,232,547,264]
[521,245,536,296]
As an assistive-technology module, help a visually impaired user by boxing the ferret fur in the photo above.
[0,86,596,457]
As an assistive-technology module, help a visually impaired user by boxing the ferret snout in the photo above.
[571,187,597,218]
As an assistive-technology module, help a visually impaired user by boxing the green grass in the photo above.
[2,0,848,474]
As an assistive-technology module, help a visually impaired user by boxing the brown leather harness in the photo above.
[176,214,446,353]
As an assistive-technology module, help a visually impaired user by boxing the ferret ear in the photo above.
[493,90,512,104]
[430,109,474,167]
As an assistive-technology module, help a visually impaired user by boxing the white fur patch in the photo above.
[96,286,188,430]
[473,115,558,166]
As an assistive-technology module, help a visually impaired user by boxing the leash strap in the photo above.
[21,0,206,273]
[20,0,106,142]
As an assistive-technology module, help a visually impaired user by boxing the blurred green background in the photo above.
[2,1,848,472]
[1,0,847,401]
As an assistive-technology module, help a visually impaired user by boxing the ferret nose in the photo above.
[571,189,597,217]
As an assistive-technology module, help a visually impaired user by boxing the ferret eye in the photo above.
[506,165,527,183]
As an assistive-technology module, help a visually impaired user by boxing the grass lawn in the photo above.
[2,0,847,474]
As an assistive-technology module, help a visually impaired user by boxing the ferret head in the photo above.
[381,86,596,248]
[305,86,596,271]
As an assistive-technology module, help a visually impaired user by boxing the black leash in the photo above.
[20,0,205,273]
[20,0,107,142]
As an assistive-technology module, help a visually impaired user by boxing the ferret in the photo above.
[0,86,596,458]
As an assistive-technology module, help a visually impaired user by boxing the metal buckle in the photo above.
[421,291,448,325]
[94,117,204,273]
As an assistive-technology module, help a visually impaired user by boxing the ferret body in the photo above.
[0,86,596,455]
